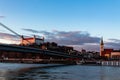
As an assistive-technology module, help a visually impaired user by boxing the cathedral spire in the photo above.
[100,37,104,45]
[100,37,104,56]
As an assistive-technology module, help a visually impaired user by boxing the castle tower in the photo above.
[100,37,104,56]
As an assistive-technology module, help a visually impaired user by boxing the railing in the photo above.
[101,61,120,66]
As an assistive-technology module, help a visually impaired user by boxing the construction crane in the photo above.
[0,22,31,44]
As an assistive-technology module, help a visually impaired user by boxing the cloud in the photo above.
[105,39,120,50]
[0,32,20,44]
[48,30,100,45]
[0,32,18,39]
[22,29,40,33]
[2,28,119,51]
[22,28,100,45]
[22,28,120,51]
[107,39,120,43]
[71,44,100,52]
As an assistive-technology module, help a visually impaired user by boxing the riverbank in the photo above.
[77,60,120,66]
[0,63,67,71]
[0,59,76,65]
[101,61,120,66]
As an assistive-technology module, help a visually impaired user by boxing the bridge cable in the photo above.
[0,22,31,44]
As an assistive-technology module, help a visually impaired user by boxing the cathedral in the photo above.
[100,38,120,59]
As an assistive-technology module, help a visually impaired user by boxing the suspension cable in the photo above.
[0,22,31,44]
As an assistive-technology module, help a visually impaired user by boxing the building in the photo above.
[111,50,120,59]
[81,48,86,54]
[100,37,104,56]
[100,38,120,59]
[20,35,44,45]
[101,49,113,58]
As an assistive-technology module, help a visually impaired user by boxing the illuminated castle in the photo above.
[20,35,44,45]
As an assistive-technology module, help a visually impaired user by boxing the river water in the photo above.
[0,64,120,80]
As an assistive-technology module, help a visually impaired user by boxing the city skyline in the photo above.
[0,0,120,51]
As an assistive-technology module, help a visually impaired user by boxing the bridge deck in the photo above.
[0,44,79,58]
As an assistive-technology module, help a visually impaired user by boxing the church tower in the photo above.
[100,37,104,56]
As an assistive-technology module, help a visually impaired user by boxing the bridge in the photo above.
[0,44,80,58]
[0,44,81,64]
[0,22,81,64]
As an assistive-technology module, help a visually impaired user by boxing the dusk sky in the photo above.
[0,0,120,51]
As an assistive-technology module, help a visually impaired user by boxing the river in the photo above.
[0,63,120,80]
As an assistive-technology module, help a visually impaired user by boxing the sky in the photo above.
[0,0,120,51]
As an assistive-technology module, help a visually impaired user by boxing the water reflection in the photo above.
[0,69,17,80]
[0,63,62,80]
[17,67,70,80]
[1,65,120,80]
[15,65,120,80]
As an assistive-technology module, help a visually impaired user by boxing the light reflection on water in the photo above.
[1,65,120,80]
[0,69,17,80]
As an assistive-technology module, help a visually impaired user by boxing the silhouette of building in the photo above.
[81,48,86,54]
